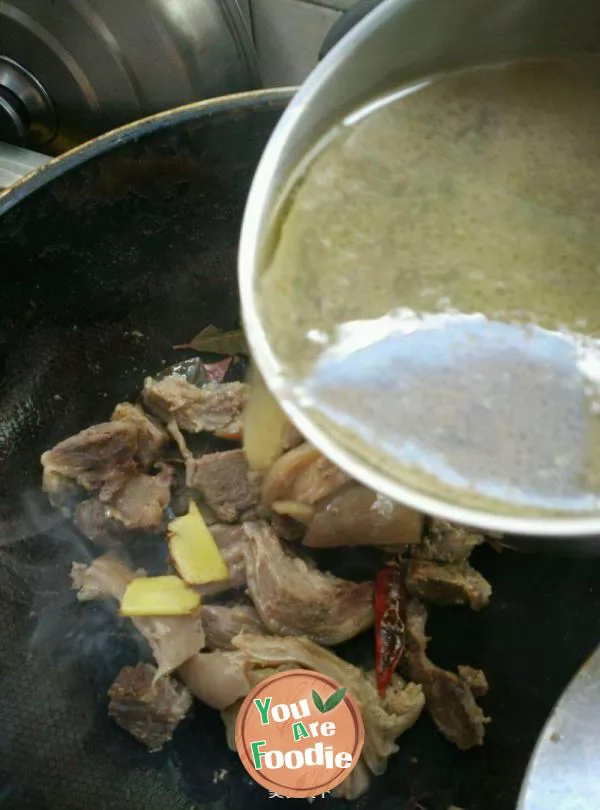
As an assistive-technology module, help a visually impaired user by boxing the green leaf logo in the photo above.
[312,689,325,713]
[324,687,347,712]
[312,687,347,713]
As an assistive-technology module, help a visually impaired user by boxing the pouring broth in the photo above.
[257,58,600,516]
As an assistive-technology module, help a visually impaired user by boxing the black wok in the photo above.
[0,89,599,810]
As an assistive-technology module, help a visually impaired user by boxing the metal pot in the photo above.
[0,0,259,155]
[239,0,600,540]
[0,141,50,188]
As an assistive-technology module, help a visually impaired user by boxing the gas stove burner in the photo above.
[0,56,56,147]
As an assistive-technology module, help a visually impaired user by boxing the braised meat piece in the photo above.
[178,651,252,710]
[73,465,172,537]
[405,599,489,750]
[413,519,484,562]
[406,559,492,611]
[201,604,268,651]
[262,443,350,507]
[42,421,138,501]
[108,463,173,531]
[74,464,173,536]
[71,555,135,602]
[269,511,306,542]
[71,555,204,677]
[243,521,374,645]
[42,403,169,505]
[74,499,126,548]
[42,471,84,512]
[133,611,205,680]
[107,663,192,751]
[186,449,260,523]
[200,523,248,597]
[231,633,425,796]
[142,375,248,436]
[304,483,423,548]
[111,402,169,468]
[457,665,489,698]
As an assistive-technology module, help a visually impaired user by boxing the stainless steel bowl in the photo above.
[518,643,600,810]
[238,0,600,539]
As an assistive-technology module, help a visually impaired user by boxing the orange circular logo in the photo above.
[235,668,365,798]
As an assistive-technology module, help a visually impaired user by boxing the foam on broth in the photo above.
[257,59,600,516]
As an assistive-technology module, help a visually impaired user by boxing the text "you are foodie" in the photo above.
[236,669,365,798]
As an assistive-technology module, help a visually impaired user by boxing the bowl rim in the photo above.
[238,2,600,539]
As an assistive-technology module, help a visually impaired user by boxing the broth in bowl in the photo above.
[257,58,600,517]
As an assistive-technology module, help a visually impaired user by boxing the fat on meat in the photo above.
[304,483,423,548]
[261,443,350,508]
[178,650,252,710]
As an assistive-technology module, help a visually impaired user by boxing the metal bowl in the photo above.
[518,643,600,810]
[238,0,600,539]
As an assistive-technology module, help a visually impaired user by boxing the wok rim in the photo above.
[0,87,296,217]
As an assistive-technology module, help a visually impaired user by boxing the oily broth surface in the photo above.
[258,60,600,515]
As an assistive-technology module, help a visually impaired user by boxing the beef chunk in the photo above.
[200,523,248,597]
[44,471,85,513]
[111,402,168,468]
[457,665,489,697]
[107,663,192,751]
[201,604,268,651]
[270,511,306,542]
[41,421,138,500]
[243,520,374,646]
[414,519,484,562]
[142,376,248,436]
[405,599,489,750]
[186,449,260,523]
[74,464,173,536]
[42,404,170,505]
[74,499,126,548]
[406,559,491,610]
[109,463,173,531]
[262,443,350,507]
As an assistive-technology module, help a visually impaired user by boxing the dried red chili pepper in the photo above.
[374,558,407,698]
